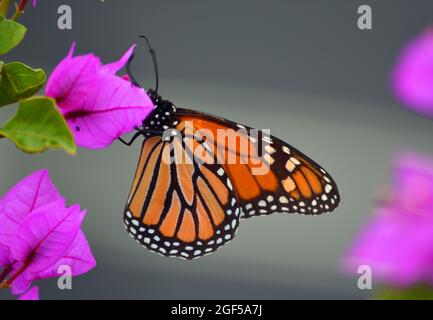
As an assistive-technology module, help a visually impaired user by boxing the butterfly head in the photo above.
[147,89,162,105]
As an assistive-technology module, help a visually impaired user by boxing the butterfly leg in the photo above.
[118,131,144,146]
[118,128,171,146]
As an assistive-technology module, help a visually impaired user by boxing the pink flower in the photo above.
[32,0,37,7]
[18,286,39,301]
[46,43,154,149]
[0,170,96,299]
[392,28,433,118]
[344,152,433,287]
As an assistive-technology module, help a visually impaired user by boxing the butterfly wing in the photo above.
[124,106,340,259]
[176,108,340,218]
[124,135,241,260]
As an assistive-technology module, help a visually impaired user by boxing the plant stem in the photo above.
[11,0,27,21]
[0,0,12,17]
[4,261,28,286]
[0,265,12,285]
[1,256,32,289]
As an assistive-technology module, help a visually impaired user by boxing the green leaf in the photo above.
[0,97,76,154]
[0,61,46,107]
[0,15,27,55]
[375,284,433,300]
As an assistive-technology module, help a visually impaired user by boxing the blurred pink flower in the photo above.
[344,152,433,287]
[392,29,433,118]
[32,0,37,7]
[46,43,154,149]
[18,286,39,301]
[0,170,96,298]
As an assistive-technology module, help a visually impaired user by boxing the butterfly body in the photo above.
[123,91,340,259]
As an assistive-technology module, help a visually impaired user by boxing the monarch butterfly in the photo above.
[121,37,340,260]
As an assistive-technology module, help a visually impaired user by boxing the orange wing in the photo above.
[124,135,241,260]
[176,108,340,218]
[124,107,340,259]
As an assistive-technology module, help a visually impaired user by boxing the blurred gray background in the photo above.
[1,0,433,299]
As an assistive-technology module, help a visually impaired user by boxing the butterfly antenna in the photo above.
[126,35,159,94]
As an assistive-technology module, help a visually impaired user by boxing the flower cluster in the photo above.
[2,0,155,154]
[392,28,433,118]
[344,152,433,287]
[46,43,154,149]
[0,170,96,300]
[343,27,433,297]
